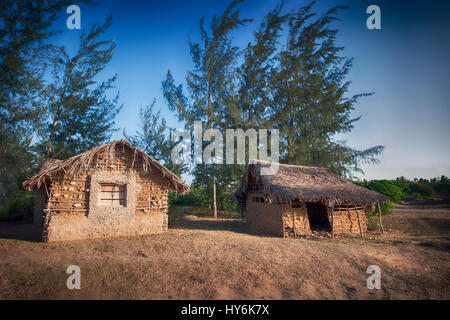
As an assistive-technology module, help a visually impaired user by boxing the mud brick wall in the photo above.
[42,148,170,242]
[45,213,168,241]
[245,196,367,238]
[246,194,284,237]
[330,207,367,235]
[282,202,311,237]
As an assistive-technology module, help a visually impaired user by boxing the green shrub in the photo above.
[168,187,210,208]
[0,189,34,217]
[167,205,187,225]
[216,190,237,213]
[168,187,240,219]
[391,177,412,195]
[360,180,405,203]
[434,181,450,193]
[365,201,393,216]
[365,201,392,231]
[366,216,381,230]
[409,182,434,199]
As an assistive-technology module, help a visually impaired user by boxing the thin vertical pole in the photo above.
[377,202,384,233]
[356,205,363,239]
[331,205,335,238]
[292,211,297,237]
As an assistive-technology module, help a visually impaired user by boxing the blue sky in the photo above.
[53,0,450,180]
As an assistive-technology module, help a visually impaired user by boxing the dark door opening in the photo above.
[306,202,331,231]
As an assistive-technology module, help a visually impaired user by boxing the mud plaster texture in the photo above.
[245,194,367,237]
[88,172,136,222]
[38,148,171,242]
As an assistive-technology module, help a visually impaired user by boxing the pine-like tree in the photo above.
[124,100,187,177]
[162,0,249,218]
[270,3,383,177]
[38,15,122,161]
[0,0,86,212]
[237,3,287,129]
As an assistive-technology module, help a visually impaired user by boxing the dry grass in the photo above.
[0,196,449,299]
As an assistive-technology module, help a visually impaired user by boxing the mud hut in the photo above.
[23,139,189,242]
[235,161,388,238]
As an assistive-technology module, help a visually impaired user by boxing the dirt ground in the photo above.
[0,195,449,300]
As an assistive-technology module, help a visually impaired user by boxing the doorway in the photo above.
[306,202,331,231]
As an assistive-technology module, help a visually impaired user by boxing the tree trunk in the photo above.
[212,163,217,219]
[207,81,217,219]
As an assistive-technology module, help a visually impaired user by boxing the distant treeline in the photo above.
[352,176,449,229]
[354,175,449,202]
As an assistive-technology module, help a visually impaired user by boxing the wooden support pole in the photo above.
[355,205,363,239]
[331,205,335,238]
[292,211,297,237]
[377,202,384,233]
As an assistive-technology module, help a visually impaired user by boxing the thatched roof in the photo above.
[236,161,388,209]
[23,139,189,193]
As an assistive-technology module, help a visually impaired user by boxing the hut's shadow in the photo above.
[0,217,267,241]
[172,217,261,236]
[0,220,42,242]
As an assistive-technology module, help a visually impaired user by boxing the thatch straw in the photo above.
[23,139,189,193]
[236,161,388,210]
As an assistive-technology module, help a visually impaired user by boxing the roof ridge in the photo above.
[255,160,328,170]
[23,139,189,193]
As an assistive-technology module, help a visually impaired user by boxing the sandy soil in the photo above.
[0,195,449,300]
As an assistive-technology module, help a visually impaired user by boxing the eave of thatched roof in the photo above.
[23,139,189,194]
[236,161,388,209]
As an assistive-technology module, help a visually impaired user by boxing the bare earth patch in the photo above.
[0,196,449,299]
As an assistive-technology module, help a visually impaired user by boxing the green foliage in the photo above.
[124,100,188,177]
[162,0,250,216]
[162,1,385,217]
[216,188,238,213]
[432,176,450,193]
[392,176,412,194]
[356,180,405,203]
[357,175,448,205]
[410,182,434,199]
[166,205,188,226]
[169,188,210,208]
[37,15,121,160]
[125,100,167,161]
[190,163,245,212]
[169,187,239,218]
[365,201,393,230]
[236,3,288,128]
[268,3,383,178]
[0,188,34,218]
[366,216,381,231]
[365,201,393,216]
[0,130,34,211]
[1,2,124,216]
[0,0,90,214]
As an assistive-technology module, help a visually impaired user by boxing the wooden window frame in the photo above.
[88,172,136,221]
[99,183,127,207]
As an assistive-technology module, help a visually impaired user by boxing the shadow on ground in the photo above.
[0,221,42,242]
[0,216,262,242]
[172,217,265,237]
